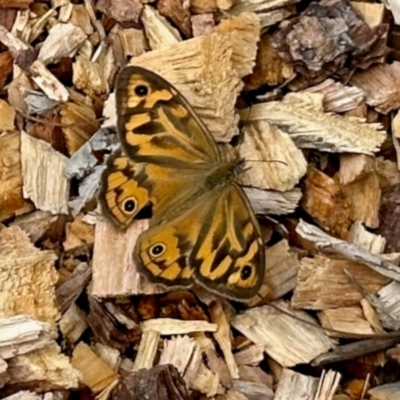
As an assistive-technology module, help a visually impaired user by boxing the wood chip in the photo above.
[142,318,217,335]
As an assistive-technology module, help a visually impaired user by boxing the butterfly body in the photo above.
[100,66,265,300]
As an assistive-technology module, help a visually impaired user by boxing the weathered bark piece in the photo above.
[302,167,351,239]
[368,382,400,400]
[142,318,217,335]
[348,221,386,255]
[191,13,214,37]
[351,63,400,114]
[244,187,302,216]
[141,5,182,50]
[0,0,32,8]
[38,23,86,65]
[63,214,94,251]
[71,342,118,394]
[318,307,375,337]
[234,345,264,366]
[96,0,143,25]
[0,226,59,324]
[232,379,274,400]
[20,131,70,215]
[7,343,80,390]
[237,122,307,191]
[262,239,300,301]
[111,364,190,400]
[92,219,165,297]
[59,303,88,344]
[117,28,146,58]
[56,262,92,314]
[227,0,297,29]
[210,302,239,379]
[292,255,390,310]
[0,316,53,360]
[0,132,33,222]
[133,330,160,371]
[231,303,333,367]
[296,219,400,282]
[157,0,191,38]
[244,34,293,91]
[304,79,366,113]
[240,94,386,154]
[274,369,319,400]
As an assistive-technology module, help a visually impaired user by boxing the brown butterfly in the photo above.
[99,66,265,300]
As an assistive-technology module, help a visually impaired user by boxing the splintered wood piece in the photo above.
[56,262,92,314]
[159,335,199,376]
[190,362,223,397]
[0,132,33,222]
[244,34,293,91]
[204,345,232,388]
[210,302,239,379]
[342,170,381,228]
[227,0,296,29]
[237,122,307,191]
[142,318,217,335]
[111,364,190,400]
[120,20,258,142]
[20,131,70,215]
[231,302,333,367]
[69,4,94,35]
[361,298,385,334]
[315,370,342,400]
[350,62,400,114]
[190,0,217,13]
[214,13,260,78]
[241,95,386,154]
[157,0,191,38]
[141,5,182,50]
[0,0,32,8]
[292,255,390,310]
[368,382,400,400]
[92,343,121,373]
[263,239,300,301]
[302,167,351,239]
[273,369,319,400]
[234,345,264,366]
[295,219,400,282]
[238,365,272,387]
[72,342,118,394]
[0,99,15,131]
[38,23,86,65]
[232,380,274,400]
[244,188,302,216]
[0,226,59,324]
[348,221,386,255]
[133,330,160,371]
[72,55,109,98]
[338,154,376,185]
[63,214,94,251]
[0,315,53,359]
[7,343,80,390]
[318,307,375,337]
[378,282,400,328]
[29,60,69,102]
[59,303,88,344]
[304,79,366,113]
[92,219,165,297]
[60,101,100,156]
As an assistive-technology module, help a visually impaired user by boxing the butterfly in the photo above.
[99,66,265,300]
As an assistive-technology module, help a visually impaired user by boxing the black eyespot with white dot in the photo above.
[149,243,166,257]
[134,85,149,97]
[122,198,136,214]
[241,265,253,281]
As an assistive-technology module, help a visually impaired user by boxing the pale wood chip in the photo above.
[59,304,88,344]
[142,318,217,335]
[352,2,384,27]
[274,369,319,400]
[133,330,160,371]
[0,99,15,131]
[348,221,386,255]
[20,131,70,214]
[231,302,333,367]
[241,94,386,154]
[368,381,400,399]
